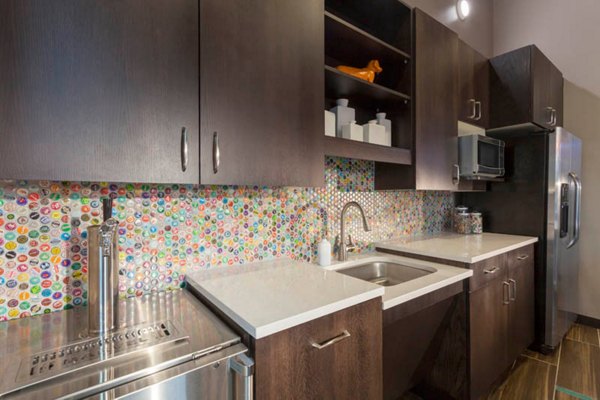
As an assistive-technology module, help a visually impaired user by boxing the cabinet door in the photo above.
[469,277,510,399]
[458,41,489,128]
[253,299,382,400]
[200,0,324,186]
[532,46,564,129]
[0,0,199,184]
[413,9,459,190]
[507,245,535,362]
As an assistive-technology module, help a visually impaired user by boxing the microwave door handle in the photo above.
[567,172,581,248]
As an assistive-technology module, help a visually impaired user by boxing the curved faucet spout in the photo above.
[338,201,371,261]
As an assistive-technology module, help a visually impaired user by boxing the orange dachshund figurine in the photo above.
[336,60,382,83]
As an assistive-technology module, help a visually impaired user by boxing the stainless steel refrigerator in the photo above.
[461,127,582,351]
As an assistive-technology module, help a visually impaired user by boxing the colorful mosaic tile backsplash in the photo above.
[0,157,454,321]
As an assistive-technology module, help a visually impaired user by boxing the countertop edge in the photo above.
[252,287,384,339]
[375,236,539,264]
[382,270,473,310]
[187,278,384,339]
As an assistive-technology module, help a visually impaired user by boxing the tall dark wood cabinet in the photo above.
[200,0,324,186]
[489,45,563,131]
[458,40,489,128]
[0,0,200,184]
[376,8,458,190]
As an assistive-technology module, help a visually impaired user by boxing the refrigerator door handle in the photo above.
[567,172,582,248]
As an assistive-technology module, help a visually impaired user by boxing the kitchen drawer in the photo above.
[507,244,534,273]
[253,298,382,400]
[469,253,507,292]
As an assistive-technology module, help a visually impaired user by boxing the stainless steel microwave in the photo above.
[458,134,505,179]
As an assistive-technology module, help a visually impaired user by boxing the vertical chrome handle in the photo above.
[545,107,554,125]
[229,353,254,400]
[567,172,581,248]
[475,101,482,121]
[468,99,477,119]
[453,164,460,185]
[503,281,510,305]
[212,132,220,174]
[180,127,188,172]
[551,108,557,126]
[508,278,517,301]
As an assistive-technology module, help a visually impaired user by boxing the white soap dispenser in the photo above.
[317,237,332,267]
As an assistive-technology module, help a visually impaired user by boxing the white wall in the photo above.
[406,0,493,57]
[493,0,600,98]
[493,0,600,319]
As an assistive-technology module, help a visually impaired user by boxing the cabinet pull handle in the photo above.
[517,255,529,261]
[545,107,554,125]
[503,281,510,305]
[180,127,188,172]
[508,278,517,301]
[551,108,557,126]
[475,101,482,121]
[453,164,460,185]
[311,330,351,350]
[468,99,477,119]
[212,132,220,174]
[483,267,499,274]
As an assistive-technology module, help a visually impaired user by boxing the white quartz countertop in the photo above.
[186,258,384,339]
[375,232,538,264]
[326,252,473,310]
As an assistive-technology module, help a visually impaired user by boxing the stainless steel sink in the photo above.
[337,261,434,286]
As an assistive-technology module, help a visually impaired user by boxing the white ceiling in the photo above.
[493,0,600,98]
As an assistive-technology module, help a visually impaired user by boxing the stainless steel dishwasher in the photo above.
[0,290,253,399]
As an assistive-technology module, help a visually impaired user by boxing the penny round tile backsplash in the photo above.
[0,157,454,320]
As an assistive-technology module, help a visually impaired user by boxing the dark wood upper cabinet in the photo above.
[0,0,200,184]
[458,40,490,128]
[200,0,324,186]
[489,45,563,131]
[376,8,459,190]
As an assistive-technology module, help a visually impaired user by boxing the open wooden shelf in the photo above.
[325,11,410,60]
[325,65,410,108]
[324,136,412,165]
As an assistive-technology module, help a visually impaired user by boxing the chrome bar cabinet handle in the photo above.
[517,255,529,261]
[213,131,220,174]
[180,127,188,172]
[546,107,554,125]
[484,267,499,274]
[508,278,517,301]
[468,99,477,119]
[475,101,482,121]
[503,281,510,305]
[453,164,460,185]
[311,330,351,350]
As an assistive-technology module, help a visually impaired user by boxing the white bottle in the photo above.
[317,238,332,267]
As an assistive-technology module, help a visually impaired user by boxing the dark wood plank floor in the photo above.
[488,323,600,400]
[402,323,600,400]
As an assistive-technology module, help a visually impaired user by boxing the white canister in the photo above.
[364,121,388,146]
[341,121,363,142]
[330,98,355,137]
[324,110,336,137]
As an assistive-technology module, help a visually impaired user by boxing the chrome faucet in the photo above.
[336,201,371,261]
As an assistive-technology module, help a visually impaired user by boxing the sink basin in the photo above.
[337,261,434,286]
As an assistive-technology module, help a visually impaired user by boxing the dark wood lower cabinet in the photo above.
[252,299,382,400]
[379,244,536,399]
[469,277,511,399]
